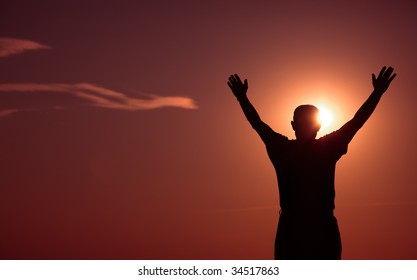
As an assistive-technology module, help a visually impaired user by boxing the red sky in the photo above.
[1,0,416,259]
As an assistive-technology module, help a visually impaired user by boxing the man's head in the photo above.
[291,104,321,140]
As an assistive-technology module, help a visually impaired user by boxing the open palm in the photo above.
[227,74,248,100]
[372,66,396,94]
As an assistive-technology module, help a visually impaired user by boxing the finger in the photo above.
[388,73,397,83]
[235,74,243,84]
[383,67,394,78]
[227,81,233,89]
[378,66,387,79]
[229,75,237,86]
[372,73,376,84]
[244,79,248,87]
[233,74,241,84]
[228,79,236,88]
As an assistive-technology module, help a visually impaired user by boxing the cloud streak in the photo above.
[0,83,198,118]
[0,109,19,118]
[0,38,51,58]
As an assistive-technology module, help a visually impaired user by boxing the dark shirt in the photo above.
[264,131,348,215]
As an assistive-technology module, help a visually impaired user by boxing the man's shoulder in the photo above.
[318,129,348,157]
[265,131,289,143]
[319,129,339,139]
[263,132,290,152]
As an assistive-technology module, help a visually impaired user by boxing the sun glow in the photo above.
[317,106,334,130]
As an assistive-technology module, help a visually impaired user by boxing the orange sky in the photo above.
[1,0,417,259]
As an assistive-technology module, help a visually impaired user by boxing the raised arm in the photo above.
[227,74,276,142]
[338,66,396,144]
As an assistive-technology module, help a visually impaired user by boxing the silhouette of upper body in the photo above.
[227,67,396,259]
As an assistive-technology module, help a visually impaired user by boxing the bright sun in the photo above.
[317,106,333,129]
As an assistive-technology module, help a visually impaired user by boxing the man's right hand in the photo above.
[227,74,248,101]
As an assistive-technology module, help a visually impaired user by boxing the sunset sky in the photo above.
[1,0,416,259]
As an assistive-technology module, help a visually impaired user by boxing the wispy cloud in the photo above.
[0,109,19,118]
[0,38,51,58]
[0,83,198,118]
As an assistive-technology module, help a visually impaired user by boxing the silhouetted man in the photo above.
[227,66,396,259]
